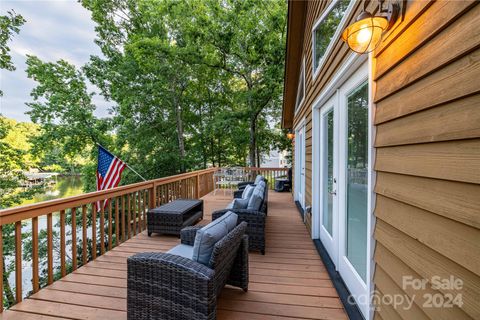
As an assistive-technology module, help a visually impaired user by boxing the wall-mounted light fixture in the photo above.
[287,131,295,140]
[341,0,399,54]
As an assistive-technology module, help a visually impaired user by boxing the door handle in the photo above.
[329,190,337,196]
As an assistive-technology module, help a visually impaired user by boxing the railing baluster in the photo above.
[72,207,77,271]
[32,217,39,293]
[127,194,131,239]
[122,196,126,242]
[0,225,3,313]
[15,221,22,302]
[47,213,53,284]
[143,190,147,230]
[82,205,87,265]
[115,197,120,246]
[60,210,66,277]
[100,201,105,255]
[108,200,112,251]
[92,204,97,259]
[133,192,137,236]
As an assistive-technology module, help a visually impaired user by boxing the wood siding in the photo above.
[289,0,480,319]
[292,0,371,231]
[373,1,480,319]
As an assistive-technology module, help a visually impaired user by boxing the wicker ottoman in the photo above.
[147,199,203,236]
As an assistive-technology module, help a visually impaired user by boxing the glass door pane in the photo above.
[345,81,368,282]
[322,110,334,235]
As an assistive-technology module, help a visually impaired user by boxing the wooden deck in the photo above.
[0,191,347,320]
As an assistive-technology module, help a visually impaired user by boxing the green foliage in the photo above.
[80,0,288,174]
[0,10,25,96]
[0,10,25,70]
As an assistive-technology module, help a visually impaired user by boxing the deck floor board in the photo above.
[1,191,347,320]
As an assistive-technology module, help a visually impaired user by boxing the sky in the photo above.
[0,0,111,122]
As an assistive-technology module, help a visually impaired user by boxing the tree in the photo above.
[81,0,287,171]
[0,10,25,96]
[0,116,41,308]
[25,56,114,188]
[172,0,287,166]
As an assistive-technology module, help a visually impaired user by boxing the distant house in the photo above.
[282,1,480,319]
[260,150,289,168]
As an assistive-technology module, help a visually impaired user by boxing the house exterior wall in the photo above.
[288,0,480,319]
[372,1,480,319]
[292,0,368,233]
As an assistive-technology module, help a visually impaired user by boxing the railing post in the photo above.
[149,183,155,209]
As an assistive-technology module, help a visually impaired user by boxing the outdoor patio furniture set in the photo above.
[127,175,268,320]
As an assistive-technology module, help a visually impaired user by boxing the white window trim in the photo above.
[311,0,355,81]
[294,57,306,114]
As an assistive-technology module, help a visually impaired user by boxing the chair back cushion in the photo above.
[209,222,248,293]
[257,180,266,191]
[192,211,238,265]
[232,198,248,209]
[242,184,254,199]
[247,186,264,211]
[254,175,264,185]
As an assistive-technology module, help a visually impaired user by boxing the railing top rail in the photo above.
[0,166,289,224]
[0,167,218,224]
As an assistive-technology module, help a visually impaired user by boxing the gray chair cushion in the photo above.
[223,211,238,232]
[247,187,264,211]
[242,184,255,199]
[192,211,238,266]
[167,244,193,259]
[254,175,264,184]
[232,198,248,209]
[257,180,266,191]
[226,201,234,209]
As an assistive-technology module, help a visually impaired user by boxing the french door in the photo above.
[316,62,371,317]
[295,124,306,208]
[319,97,337,263]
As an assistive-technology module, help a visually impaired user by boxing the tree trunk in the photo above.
[3,256,15,307]
[256,144,261,168]
[174,96,186,173]
[210,138,215,167]
[249,115,257,167]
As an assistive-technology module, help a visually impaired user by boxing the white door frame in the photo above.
[294,119,306,208]
[311,53,375,319]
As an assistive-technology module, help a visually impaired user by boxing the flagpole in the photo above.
[97,143,147,181]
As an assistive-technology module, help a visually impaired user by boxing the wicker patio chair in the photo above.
[127,222,248,320]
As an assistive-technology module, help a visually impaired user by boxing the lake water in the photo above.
[19,175,84,206]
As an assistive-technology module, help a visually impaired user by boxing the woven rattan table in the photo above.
[147,199,203,236]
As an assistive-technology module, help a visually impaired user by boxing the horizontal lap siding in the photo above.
[373,1,480,319]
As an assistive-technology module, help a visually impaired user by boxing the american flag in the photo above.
[96,146,126,211]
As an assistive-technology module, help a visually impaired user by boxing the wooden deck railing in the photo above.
[0,166,287,312]
[242,167,289,189]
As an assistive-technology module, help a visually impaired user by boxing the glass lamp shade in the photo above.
[287,133,295,140]
[342,12,388,54]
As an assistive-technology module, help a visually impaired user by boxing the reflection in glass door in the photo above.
[322,109,334,236]
[319,97,337,263]
[345,82,369,282]
[337,65,370,318]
